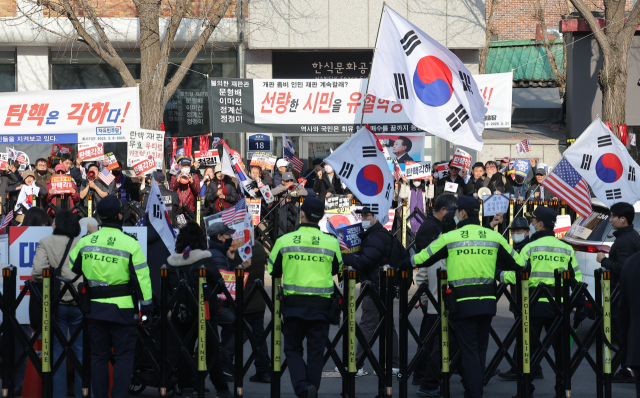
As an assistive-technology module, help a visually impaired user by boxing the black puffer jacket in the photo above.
[601,225,640,286]
[342,221,392,287]
[208,240,235,306]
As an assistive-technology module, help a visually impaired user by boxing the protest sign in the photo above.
[132,156,156,177]
[7,226,147,323]
[436,163,449,179]
[217,270,249,301]
[105,152,119,170]
[444,182,458,193]
[451,148,472,170]
[248,199,261,226]
[376,132,425,174]
[250,152,278,170]
[0,87,140,143]
[339,223,364,253]
[0,153,8,169]
[257,180,274,204]
[475,72,513,128]
[319,212,359,233]
[405,161,431,180]
[194,149,220,166]
[554,215,572,239]
[127,129,164,169]
[78,142,104,161]
[482,194,510,217]
[324,194,352,213]
[512,159,530,178]
[50,175,74,194]
[51,144,72,158]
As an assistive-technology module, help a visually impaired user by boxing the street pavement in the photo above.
[137,280,638,398]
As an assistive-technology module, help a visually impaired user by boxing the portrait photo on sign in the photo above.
[375,132,425,173]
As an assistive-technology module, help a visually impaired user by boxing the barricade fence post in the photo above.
[562,270,572,397]
[385,266,395,398]
[234,267,245,398]
[595,269,604,398]
[439,268,450,398]
[271,277,282,398]
[509,199,514,246]
[346,268,357,398]
[42,267,53,398]
[196,196,202,226]
[602,269,612,398]
[521,271,531,398]
[399,269,410,398]
[88,193,93,218]
[197,266,207,398]
[2,266,17,398]
[159,266,169,397]
[554,269,563,398]
[402,201,408,249]
[378,267,388,398]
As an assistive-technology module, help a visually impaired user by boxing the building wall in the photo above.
[476,140,564,166]
[487,0,634,41]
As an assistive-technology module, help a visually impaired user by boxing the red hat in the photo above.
[55,164,66,172]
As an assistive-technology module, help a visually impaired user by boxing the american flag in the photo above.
[383,208,395,231]
[220,198,247,225]
[541,158,593,219]
[8,148,26,164]
[210,137,225,148]
[134,214,146,227]
[516,139,531,155]
[326,219,349,251]
[0,210,14,229]
[283,148,303,173]
[393,159,403,181]
[98,168,115,185]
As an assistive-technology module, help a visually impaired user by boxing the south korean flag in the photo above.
[368,6,487,151]
[563,117,640,207]
[324,126,394,225]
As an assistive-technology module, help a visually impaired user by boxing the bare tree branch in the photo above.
[529,0,566,91]
[479,0,499,74]
[620,1,640,48]
[568,0,610,53]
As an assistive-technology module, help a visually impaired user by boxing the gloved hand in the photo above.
[140,307,154,326]
[398,257,413,271]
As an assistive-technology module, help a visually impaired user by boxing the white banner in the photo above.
[475,72,512,128]
[6,226,147,324]
[252,77,510,129]
[405,161,432,180]
[0,87,140,144]
[127,129,164,168]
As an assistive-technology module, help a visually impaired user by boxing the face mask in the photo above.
[111,170,121,177]
[37,169,48,175]
[362,220,372,230]
[181,167,190,174]
[512,233,525,243]
[412,181,421,187]
[453,216,460,226]
[529,222,538,236]
[324,165,333,174]
[223,237,233,248]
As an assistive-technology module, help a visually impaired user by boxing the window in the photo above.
[0,51,16,92]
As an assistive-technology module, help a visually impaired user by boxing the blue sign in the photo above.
[340,224,364,252]
[513,159,530,178]
[0,134,78,144]
[248,134,271,151]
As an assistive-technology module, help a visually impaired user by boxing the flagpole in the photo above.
[358,2,386,128]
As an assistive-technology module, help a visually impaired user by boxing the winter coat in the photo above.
[170,174,201,212]
[474,173,514,195]
[34,169,55,188]
[208,240,236,308]
[618,250,640,367]
[204,177,238,213]
[233,242,267,314]
[32,234,83,303]
[601,225,640,286]
[69,167,84,188]
[45,180,80,215]
[7,181,47,212]
[79,178,117,213]
[166,249,225,316]
[435,175,467,198]
[525,182,555,201]
[342,221,392,288]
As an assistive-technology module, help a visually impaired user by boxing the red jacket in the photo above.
[45,180,80,215]
[169,174,201,212]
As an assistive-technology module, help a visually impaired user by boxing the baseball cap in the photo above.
[535,168,546,176]
[207,222,235,237]
[300,197,324,222]
[55,164,66,173]
[153,171,165,183]
[177,156,192,166]
[96,195,123,219]
[276,159,288,169]
[448,196,480,216]
[282,172,295,181]
[501,157,510,163]
[525,207,557,225]
[355,207,374,215]
[214,164,222,173]
[22,170,35,180]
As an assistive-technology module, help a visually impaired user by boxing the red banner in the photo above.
[50,175,74,194]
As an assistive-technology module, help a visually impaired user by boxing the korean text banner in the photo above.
[208,78,510,135]
[475,72,512,129]
[0,87,140,144]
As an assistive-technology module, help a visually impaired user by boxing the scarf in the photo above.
[410,187,424,235]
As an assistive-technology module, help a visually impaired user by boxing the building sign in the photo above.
[272,51,373,79]
[163,89,209,135]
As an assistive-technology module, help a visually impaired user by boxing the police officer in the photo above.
[400,196,524,398]
[498,207,581,392]
[70,195,153,398]
[508,216,530,253]
[268,197,343,398]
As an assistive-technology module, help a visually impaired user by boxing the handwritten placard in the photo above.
[482,194,510,217]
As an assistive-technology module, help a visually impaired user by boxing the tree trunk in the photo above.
[598,48,628,131]
[137,0,164,130]
[479,0,499,74]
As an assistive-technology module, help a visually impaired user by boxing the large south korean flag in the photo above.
[368,6,487,151]
[324,126,394,225]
